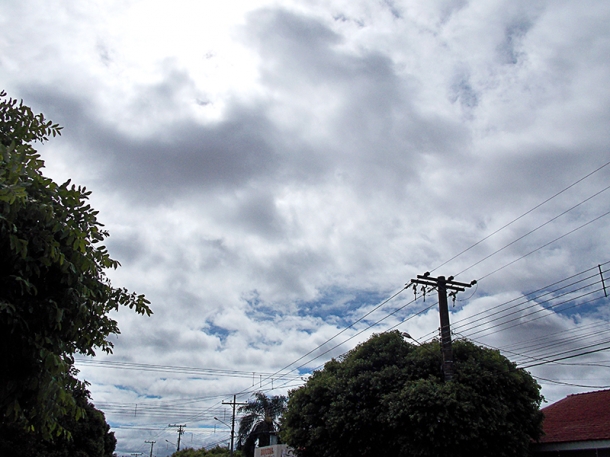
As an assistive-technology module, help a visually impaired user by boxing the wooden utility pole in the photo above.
[168,424,186,451]
[411,272,475,381]
[145,440,155,457]
[222,395,247,457]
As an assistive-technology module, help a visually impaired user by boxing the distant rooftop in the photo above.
[540,389,610,443]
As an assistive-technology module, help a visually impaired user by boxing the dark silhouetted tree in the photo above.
[237,392,287,457]
[281,331,543,457]
[0,383,116,457]
[0,91,151,438]
[171,445,243,457]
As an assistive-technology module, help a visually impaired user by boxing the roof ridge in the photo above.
[567,388,610,398]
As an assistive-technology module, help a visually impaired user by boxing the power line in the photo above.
[232,286,412,397]
[102,158,610,440]
[461,291,605,341]
[450,332,610,389]
[503,323,610,359]
[520,344,610,369]
[417,263,608,343]
[74,359,302,381]
[530,376,610,389]
[453,184,610,278]
[476,210,610,282]
[267,300,438,393]
[175,287,413,425]
[431,159,610,274]
[107,179,610,429]
[454,279,604,338]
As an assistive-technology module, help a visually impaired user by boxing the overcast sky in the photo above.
[2,0,610,455]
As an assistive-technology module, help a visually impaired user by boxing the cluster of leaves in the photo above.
[0,91,151,438]
[237,392,287,457]
[281,331,544,457]
[0,384,116,457]
[171,445,243,457]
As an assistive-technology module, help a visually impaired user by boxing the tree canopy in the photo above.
[171,445,243,457]
[0,384,116,457]
[281,331,543,457]
[237,392,287,457]
[0,91,151,438]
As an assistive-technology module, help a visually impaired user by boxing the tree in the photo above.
[281,331,543,457]
[43,385,117,457]
[171,445,243,457]
[0,91,151,438]
[237,392,287,457]
[0,383,116,457]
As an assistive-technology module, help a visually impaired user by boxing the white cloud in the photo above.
[3,0,610,454]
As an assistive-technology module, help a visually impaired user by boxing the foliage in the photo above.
[237,392,287,457]
[171,445,243,457]
[0,91,151,438]
[0,383,116,457]
[281,331,544,457]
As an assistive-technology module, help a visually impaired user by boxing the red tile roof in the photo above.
[539,389,610,443]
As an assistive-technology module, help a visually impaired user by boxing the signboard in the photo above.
[253,444,295,457]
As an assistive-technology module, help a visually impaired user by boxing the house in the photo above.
[532,389,610,456]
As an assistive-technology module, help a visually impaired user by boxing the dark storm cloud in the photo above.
[24,6,472,212]
[25,86,281,198]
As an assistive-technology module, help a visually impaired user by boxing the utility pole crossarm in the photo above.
[413,274,475,291]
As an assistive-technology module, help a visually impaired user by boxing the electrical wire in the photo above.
[476,210,610,282]
[416,264,607,343]
[454,280,604,337]
[461,291,605,341]
[231,286,412,397]
[263,300,438,394]
[520,344,610,369]
[174,286,414,425]
[453,184,610,278]
[101,160,610,440]
[74,359,302,381]
[451,332,610,389]
[431,159,610,274]
[530,376,610,389]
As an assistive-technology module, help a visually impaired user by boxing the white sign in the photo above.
[254,444,295,457]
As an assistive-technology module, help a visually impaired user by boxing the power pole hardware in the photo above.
[411,273,475,381]
[145,440,156,457]
[168,424,186,451]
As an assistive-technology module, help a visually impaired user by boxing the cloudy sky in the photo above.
[3,0,610,455]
